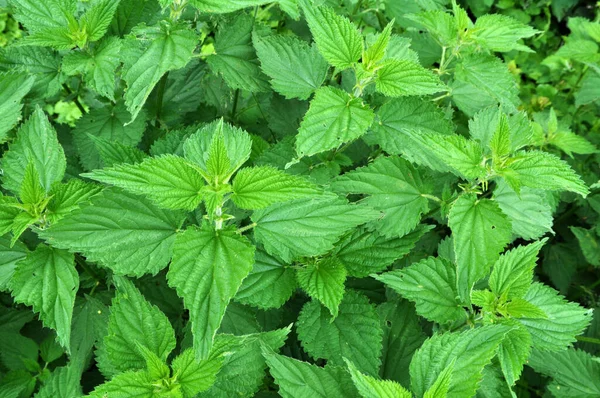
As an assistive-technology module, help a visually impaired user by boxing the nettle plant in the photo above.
[0,0,598,397]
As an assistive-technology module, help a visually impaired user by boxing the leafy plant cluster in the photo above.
[0,0,599,397]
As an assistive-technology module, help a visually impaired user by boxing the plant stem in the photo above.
[237,222,257,234]
[576,336,600,345]
[62,83,86,115]
[155,71,169,127]
[230,89,240,120]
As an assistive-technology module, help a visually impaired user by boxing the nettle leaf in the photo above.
[72,102,146,171]
[497,323,531,387]
[123,21,197,122]
[570,227,600,267]
[518,282,592,351]
[335,225,431,278]
[235,248,297,309]
[167,225,255,360]
[502,150,589,197]
[35,365,82,398]
[471,14,539,52]
[297,290,383,376]
[46,179,103,223]
[102,276,176,373]
[1,107,66,194]
[0,236,28,291]
[528,349,600,396]
[207,13,269,92]
[90,136,147,167]
[87,370,155,397]
[62,37,121,100]
[371,97,454,171]
[300,0,363,69]
[374,257,465,324]
[345,359,411,398]
[8,0,75,31]
[409,325,511,398]
[405,11,459,46]
[0,72,34,143]
[264,352,358,398]
[493,181,553,240]
[454,54,520,112]
[83,155,205,211]
[79,0,120,42]
[231,166,320,210]
[9,245,77,350]
[375,59,445,97]
[252,195,378,262]
[332,156,429,237]
[297,257,347,318]
[198,327,290,398]
[296,86,374,158]
[189,0,271,13]
[171,348,224,397]
[40,188,185,277]
[548,129,597,157]
[254,33,328,100]
[449,195,512,300]
[183,119,252,182]
[488,239,547,300]
[423,361,454,398]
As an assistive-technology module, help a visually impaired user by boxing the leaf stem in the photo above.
[62,83,86,115]
[155,71,169,127]
[237,222,257,234]
[576,336,600,345]
[230,89,240,120]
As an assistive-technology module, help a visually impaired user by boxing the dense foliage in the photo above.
[0,0,599,396]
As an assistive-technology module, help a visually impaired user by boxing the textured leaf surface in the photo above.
[301,1,363,69]
[374,257,464,324]
[171,348,224,397]
[1,107,66,194]
[376,59,445,97]
[518,282,592,351]
[252,196,378,262]
[0,72,34,143]
[84,155,204,211]
[40,189,185,277]
[449,195,512,300]
[332,156,429,237]
[297,257,347,318]
[296,86,374,158]
[10,245,77,350]
[87,370,154,397]
[472,14,538,52]
[254,34,328,99]
[167,225,255,359]
[297,290,383,376]
[232,166,319,210]
[0,236,28,291]
[346,359,411,398]
[497,324,531,386]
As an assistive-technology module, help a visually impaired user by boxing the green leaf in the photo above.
[297,257,347,318]
[423,361,454,398]
[84,155,204,211]
[548,129,597,157]
[9,245,77,350]
[518,282,592,351]
[570,227,600,267]
[235,248,297,309]
[377,299,426,388]
[171,348,224,397]
[69,296,108,371]
[62,37,121,100]
[471,14,538,52]
[35,365,82,398]
[489,239,547,300]
[8,0,75,32]
[502,150,589,197]
[454,54,520,112]
[254,34,328,100]
[46,179,103,223]
[87,370,154,397]
[123,21,197,123]
[332,156,429,237]
[375,59,445,97]
[296,86,374,158]
[0,331,38,371]
[198,327,290,398]
[19,161,46,206]
[497,323,532,386]
[504,298,548,319]
[345,359,411,398]
[493,181,553,240]
[79,0,120,42]
[0,72,34,142]
[297,290,383,376]
[335,225,430,278]
[103,276,176,373]
[300,0,363,69]
[375,256,465,325]
[489,113,511,162]
[469,106,533,152]
[371,97,454,172]
[231,166,319,210]
[528,349,600,396]
[1,107,66,194]
[19,26,76,50]
[72,102,146,171]
[189,0,271,13]
[264,352,358,398]
[184,119,252,183]
[207,14,269,92]
[90,135,147,167]
[167,225,255,360]
[405,11,458,46]
[363,21,394,68]
[448,195,512,301]
[0,236,28,291]
[575,68,600,107]
[409,325,511,398]
[40,188,185,277]
[252,196,378,262]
